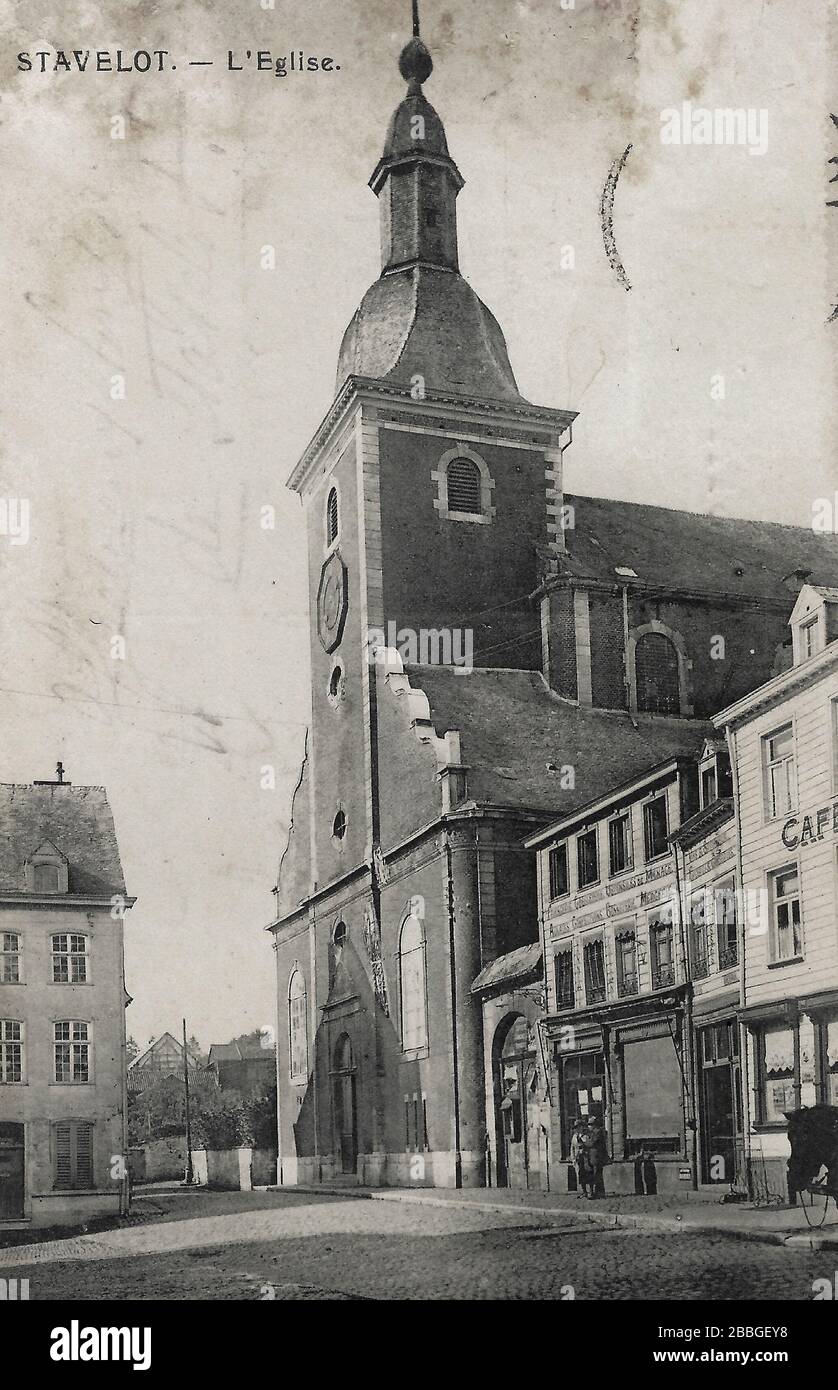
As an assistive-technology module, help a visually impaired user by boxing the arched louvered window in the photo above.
[445,457,482,516]
[399,912,427,1052]
[635,633,681,715]
[288,970,308,1081]
[326,487,339,547]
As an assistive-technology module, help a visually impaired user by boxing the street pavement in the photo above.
[0,1188,834,1300]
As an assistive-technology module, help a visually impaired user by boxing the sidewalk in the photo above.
[282,1181,838,1248]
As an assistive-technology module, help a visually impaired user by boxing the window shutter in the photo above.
[75,1123,94,1188]
[446,458,481,514]
[55,1123,72,1188]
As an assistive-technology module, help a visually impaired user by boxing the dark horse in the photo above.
[786,1105,838,1204]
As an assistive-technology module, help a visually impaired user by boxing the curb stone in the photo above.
[275,1184,834,1249]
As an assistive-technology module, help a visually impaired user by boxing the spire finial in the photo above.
[399,3,433,95]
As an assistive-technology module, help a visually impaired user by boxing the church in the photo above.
[268,19,838,1189]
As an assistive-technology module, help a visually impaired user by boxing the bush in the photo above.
[246,1085,278,1150]
[191,1093,252,1150]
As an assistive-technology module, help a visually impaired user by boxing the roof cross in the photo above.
[412,0,420,38]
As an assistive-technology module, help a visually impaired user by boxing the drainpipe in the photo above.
[673,842,698,1189]
[444,826,463,1188]
[726,721,751,1194]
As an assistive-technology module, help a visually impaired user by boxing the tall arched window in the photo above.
[634,632,681,715]
[288,969,308,1081]
[326,487,339,547]
[399,912,427,1052]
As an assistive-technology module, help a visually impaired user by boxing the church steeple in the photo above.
[368,11,463,275]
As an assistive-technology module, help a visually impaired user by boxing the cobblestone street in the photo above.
[3,1190,832,1301]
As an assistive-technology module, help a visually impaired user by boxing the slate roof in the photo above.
[0,783,126,897]
[560,494,838,601]
[471,942,543,994]
[209,1039,276,1063]
[408,666,713,816]
[336,265,527,403]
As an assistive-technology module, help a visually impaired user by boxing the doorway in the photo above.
[0,1123,25,1220]
[494,1015,543,1190]
[699,1020,742,1185]
[332,1034,357,1175]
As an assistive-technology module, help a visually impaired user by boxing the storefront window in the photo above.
[760,1025,797,1124]
[818,1017,838,1106]
[623,1034,683,1157]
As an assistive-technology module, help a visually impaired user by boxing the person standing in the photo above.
[579,1115,608,1198]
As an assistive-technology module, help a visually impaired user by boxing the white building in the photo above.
[714,585,838,1201]
[0,776,134,1229]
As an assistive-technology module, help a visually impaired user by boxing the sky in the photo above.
[0,0,835,1050]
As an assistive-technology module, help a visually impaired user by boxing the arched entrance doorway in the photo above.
[493,1014,544,1190]
[332,1033,357,1175]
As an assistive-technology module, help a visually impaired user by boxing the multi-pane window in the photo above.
[643,795,669,861]
[548,843,569,900]
[583,937,606,1004]
[689,893,709,978]
[51,934,88,984]
[608,813,632,876]
[801,618,819,660]
[0,933,21,983]
[635,632,680,714]
[577,828,599,888]
[399,914,427,1051]
[54,1120,94,1190]
[0,1021,23,1083]
[715,881,738,969]
[650,912,675,989]
[763,725,795,818]
[770,867,802,962]
[615,930,637,997]
[54,1021,90,1083]
[34,862,61,892]
[288,970,308,1081]
[554,948,575,1009]
[701,763,717,808]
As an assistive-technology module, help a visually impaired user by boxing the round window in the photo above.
[332,808,347,841]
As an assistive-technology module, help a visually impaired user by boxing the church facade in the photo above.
[269,26,838,1189]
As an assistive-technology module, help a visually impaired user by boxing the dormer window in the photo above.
[789,583,838,666]
[432,446,495,524]
[698,740,732,809]
[35,863,61,893]
[25,841,69,895]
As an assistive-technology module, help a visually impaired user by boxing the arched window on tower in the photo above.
[399,911,427,1052]
[288,969,308,1082]
[634,632,681,715]
[446,457,481,515]
[326,487,339,548]
[432,446,495,524]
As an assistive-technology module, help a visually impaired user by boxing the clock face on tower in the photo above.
[317,551,348,653]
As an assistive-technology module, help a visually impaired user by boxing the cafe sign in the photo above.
[781,799,838,850]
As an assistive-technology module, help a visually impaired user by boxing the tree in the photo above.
[126,1035,140,1065]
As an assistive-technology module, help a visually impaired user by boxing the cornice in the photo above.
[286,376,576,496]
